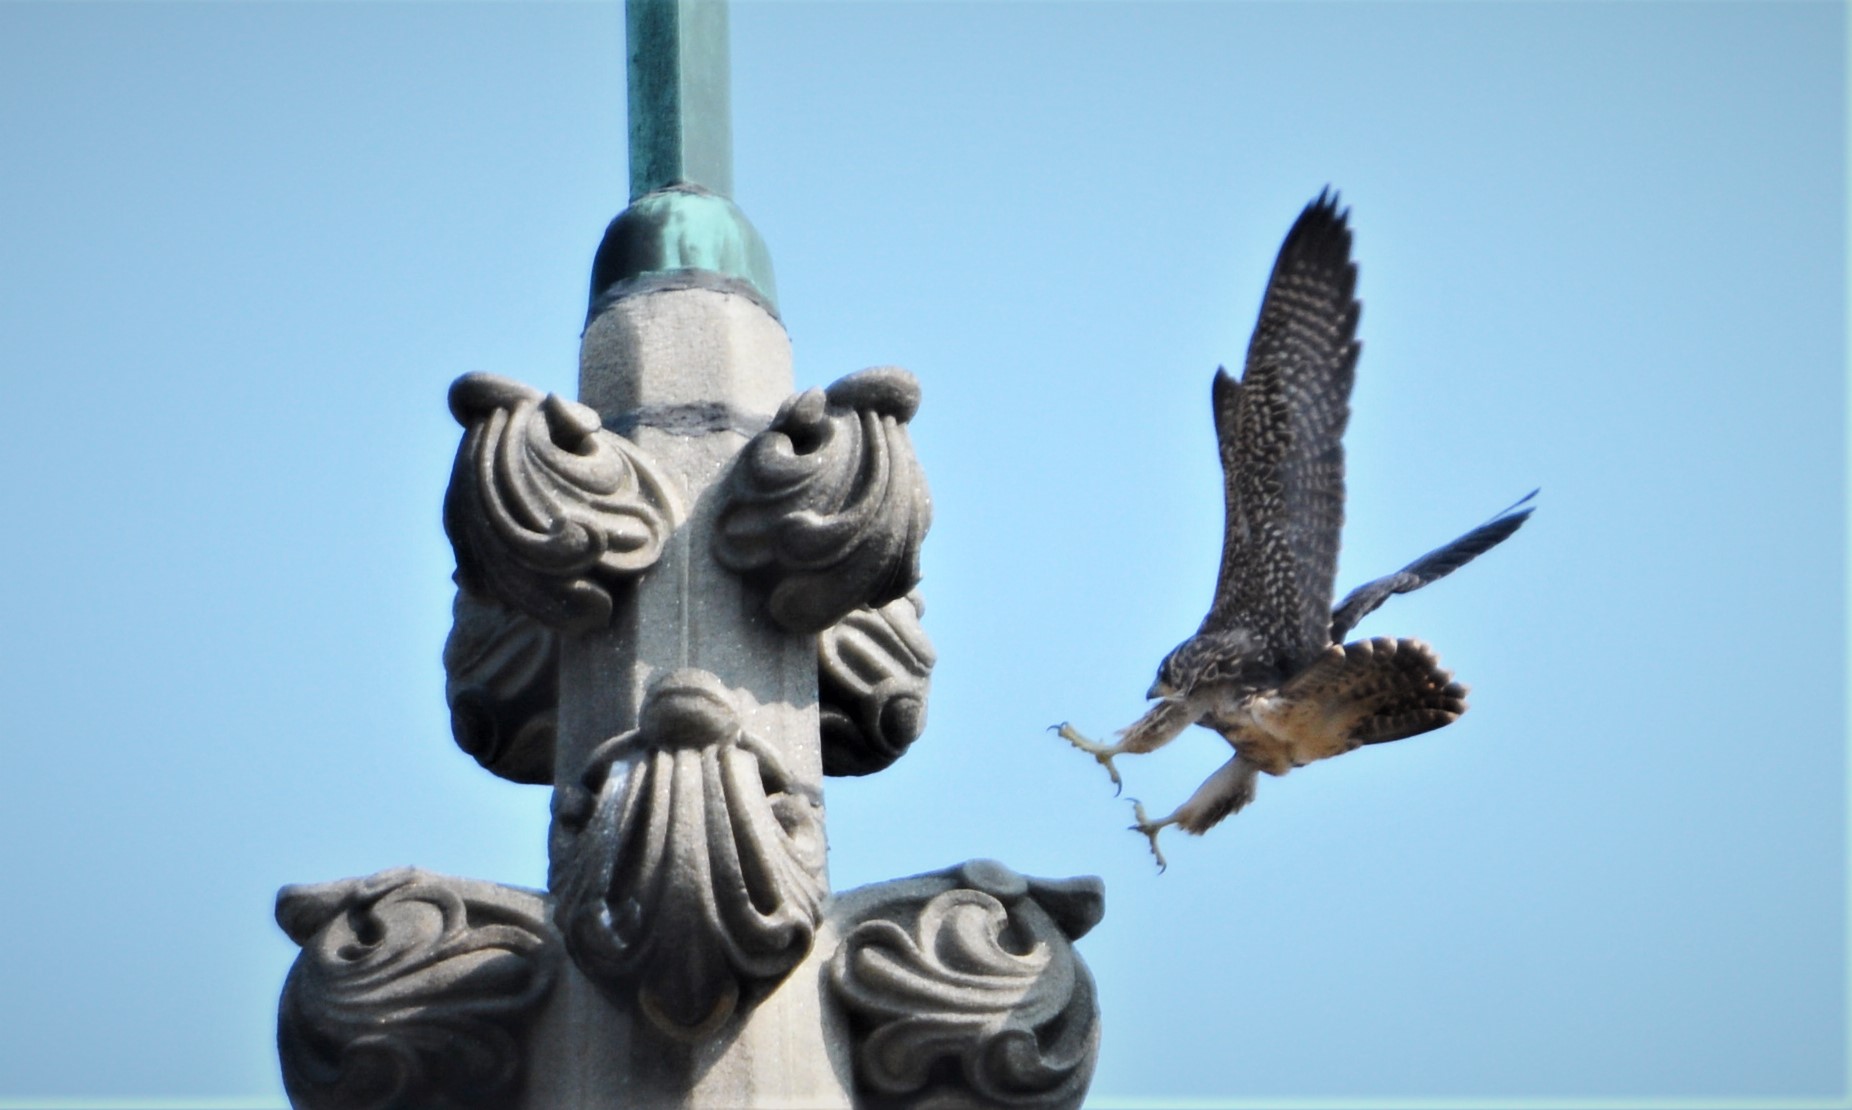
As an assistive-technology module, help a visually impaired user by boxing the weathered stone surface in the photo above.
[441,583,936,785]
[827,860,1104,1110]
[549,669,826,1041]
[713,366,932,633]
[820,591,935,776]
[444,372,683,634]
[275,868,559,1110]
[529,284,852,1108]
[443,588,557,785]
[282,283,1097,1110]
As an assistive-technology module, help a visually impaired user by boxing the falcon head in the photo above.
[1148,643,1198,699]
[1150,627,1273,701]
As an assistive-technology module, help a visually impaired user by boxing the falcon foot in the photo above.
[1051,723,1125,793]
[1128,799,1172,873]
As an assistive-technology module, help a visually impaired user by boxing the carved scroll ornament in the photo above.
[714,366,932,633]
[827,860,1105,1110]
[275,868,559,1110]
[820,591,935,776]
[550,670,826,1041]
[443,588,557,785]
[439,584,935,786]
[444,372,683,634]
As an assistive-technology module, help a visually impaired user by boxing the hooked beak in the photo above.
[1147,679,1176,701]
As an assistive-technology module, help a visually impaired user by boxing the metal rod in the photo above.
[627,0,733,200]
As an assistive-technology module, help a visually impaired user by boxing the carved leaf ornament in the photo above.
[444,372,683,634]
[714,367,932,633]
[828,861,1105,1110]
[550,670,826,1041]
[439,587,938,786]
[819,592,935,776]
[443,588,558,785]
[275,868,559,1110]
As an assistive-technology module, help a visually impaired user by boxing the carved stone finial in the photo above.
[549,669,826,1041]
[275,868,559,1110]
[713,366,932,633]
[820,591,935,776]
[827,860,1105,1109]
[443,373,684,634]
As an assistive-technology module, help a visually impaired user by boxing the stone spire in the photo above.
[274,4,1105,1106]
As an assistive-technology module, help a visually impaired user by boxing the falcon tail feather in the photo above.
[1271,636,1468,749]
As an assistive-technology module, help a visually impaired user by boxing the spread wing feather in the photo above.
[1329,490,1537,642]
[1203,190,1360,671]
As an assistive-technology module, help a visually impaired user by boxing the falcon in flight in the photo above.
[1055,190,1533,869]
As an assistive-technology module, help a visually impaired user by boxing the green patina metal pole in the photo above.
[627,0,732,199]
[591,0,777,317]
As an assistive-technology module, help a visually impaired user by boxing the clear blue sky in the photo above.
[0,2,1843,1105]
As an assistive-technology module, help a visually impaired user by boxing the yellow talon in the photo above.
[1128,798,1169,873]
[1052,722,1125,793]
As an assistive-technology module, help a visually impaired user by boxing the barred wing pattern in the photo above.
[1205,191,1361,672]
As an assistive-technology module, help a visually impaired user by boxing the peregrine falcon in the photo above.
[1055,190,1533,869]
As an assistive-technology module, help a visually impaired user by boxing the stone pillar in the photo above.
[519,281,851,1107]
[561,286,807,790]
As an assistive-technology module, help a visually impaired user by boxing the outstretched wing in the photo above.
[1203,190,1361,671]
[1329,490,1537,642]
